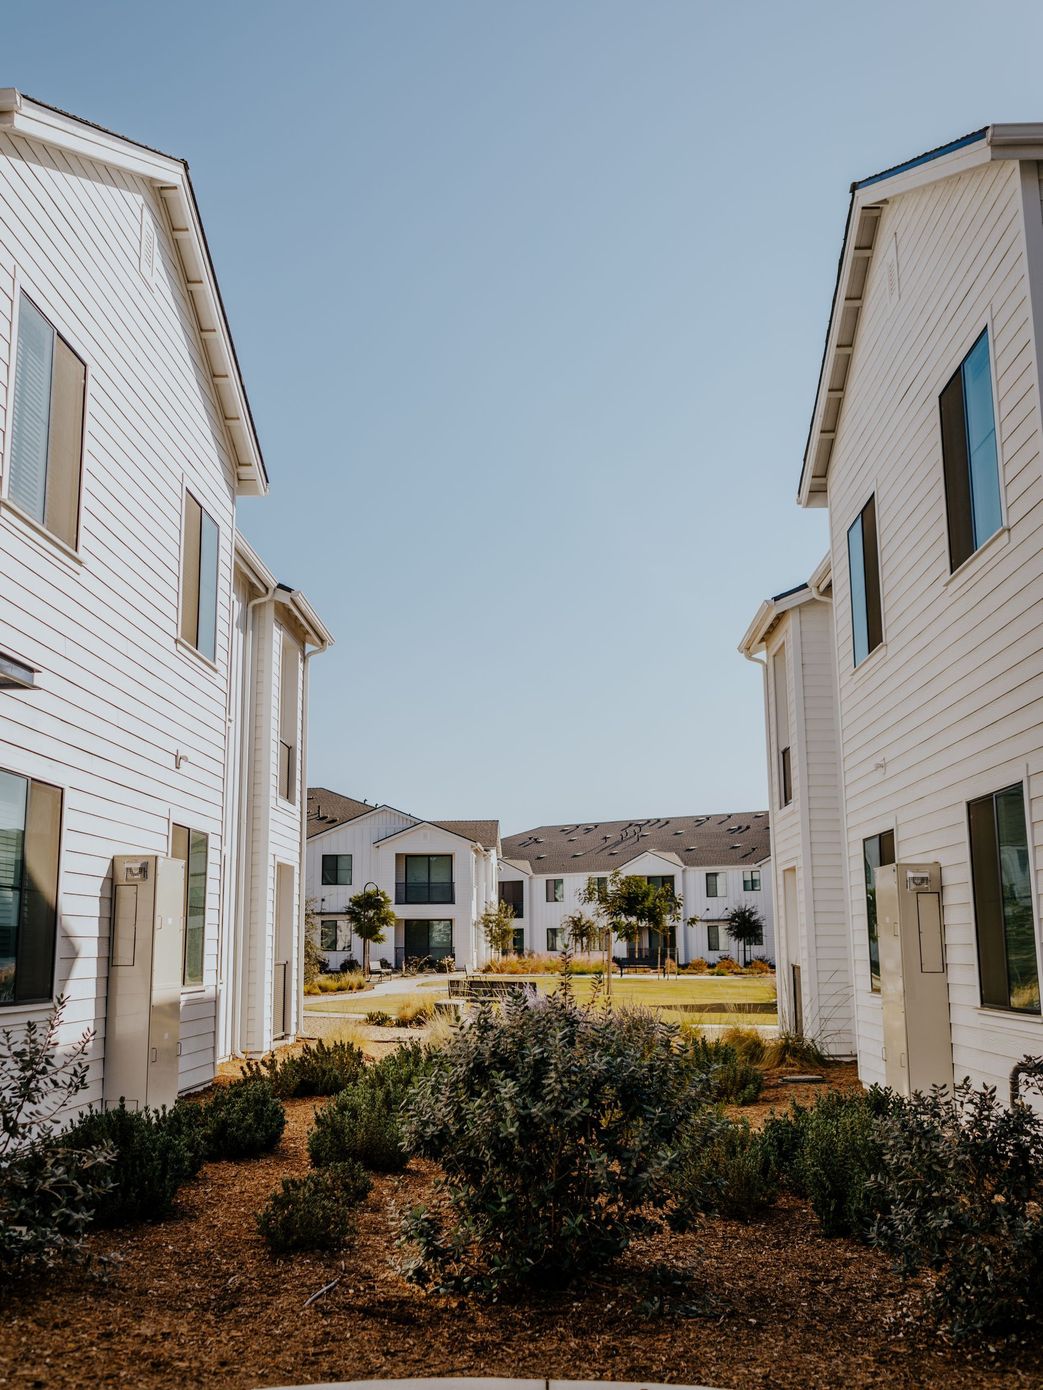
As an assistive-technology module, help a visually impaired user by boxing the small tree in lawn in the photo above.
[344,885,396,978]
[303,898,323,988]
[480,900,517,959]
[726,904,764,965]
[581,873,683,979]
[562,908,601,955]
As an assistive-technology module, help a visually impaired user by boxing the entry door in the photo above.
[273,862,296,1038]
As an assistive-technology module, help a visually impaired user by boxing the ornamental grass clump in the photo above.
[398,990,704,1293]
[871,1080,1043,1342]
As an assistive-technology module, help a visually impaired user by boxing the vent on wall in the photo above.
[139,205,157,286]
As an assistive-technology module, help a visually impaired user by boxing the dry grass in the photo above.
[304,971,369,996]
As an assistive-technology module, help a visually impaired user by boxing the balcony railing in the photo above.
[395,882,455,905]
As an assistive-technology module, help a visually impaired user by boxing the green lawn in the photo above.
[305,973,776,1021]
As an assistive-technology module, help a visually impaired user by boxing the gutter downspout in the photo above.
[296,630,331,1041]
[229,580,277,1057]
[742,644,779,1010]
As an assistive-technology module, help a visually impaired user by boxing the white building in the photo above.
[745,123,1043,1093]
[500,815,774,965]
[739,560,853,1054]
[0,91,330,1107]
[305,788,500,972]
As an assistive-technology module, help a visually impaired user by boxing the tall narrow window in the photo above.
[0,769,61,1005]
[546,878,564,903]
[707,923,721,951]
[940,330,1002,571]
[969,784,1040,1014]
[863,828,896,992]
[8,295,85,548]
[278,633,299,803]
[180,492,219,663]
[847,495,883,666]
[706,872,722,897]
[499,879,524,919]
[172,823,208,987]
[772,645,793,807]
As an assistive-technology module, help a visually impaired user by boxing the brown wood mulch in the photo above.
[2,1067,1042,1390]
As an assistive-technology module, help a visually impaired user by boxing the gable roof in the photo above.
[0,89,267,495]
[501,813,771,876]
[739,555,832,657]
[798,123,1043,507]
[373,818,500,852]
[307,787,378,837]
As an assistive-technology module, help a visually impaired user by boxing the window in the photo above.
[863,829,896,992]
[743,870,762,892]
[706,872,723,897]
[180,491,219,663]
[403,919,453,961]
[172,823,208,987]
[319,920,342,952]
[707,924,721,952]
[773,646,792,807]
[397,855,453,904]
[0,769,61,1005]
[941,329,1002,571]
[512,927,525,954]
[588,875,608,900]
[645,875,676,895]
[547,927,566,952]
[847,495,883,666]
[321,854,352,887]
[499,879,524,919]
[8,295,85,549]
[969,784,1040,1014]
[545,878,564,903]
[278,634,298,803]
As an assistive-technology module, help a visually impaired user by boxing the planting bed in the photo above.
[2,1065,1040,1390]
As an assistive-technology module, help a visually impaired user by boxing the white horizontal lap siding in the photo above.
[827,157,1043,1089]
[0,136,238,1098]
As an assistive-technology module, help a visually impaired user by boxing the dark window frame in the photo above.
[847,494,884,667]
[545,878,564,903]
[969,783,1040,1015]
[743,870,762,892]
[547,926,566,952]
[863,828,896,993]
[396,854,454,905]
[780,745,793,807]
[172,822,208,989]
[180,490,220,664]
[706,872,723,898]
[403,918,454,960]
[321,853,352,887]
[499,879,524,919]
[707,923,721,952]
[0,767,62,1008]
[940,328,1003,573]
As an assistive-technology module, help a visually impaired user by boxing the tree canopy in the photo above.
[344,885,396,975]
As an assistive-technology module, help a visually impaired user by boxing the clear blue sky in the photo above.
[6,1,1043,831]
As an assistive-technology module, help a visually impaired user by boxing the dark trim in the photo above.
[853,129,988,190]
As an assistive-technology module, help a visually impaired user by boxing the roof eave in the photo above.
[0,90,268,497]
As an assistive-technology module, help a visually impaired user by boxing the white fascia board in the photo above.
[274,588,334,650]
[739,583,819,655]
[0,92,268,497]
[234,533,277,591]
[374,820,479,850]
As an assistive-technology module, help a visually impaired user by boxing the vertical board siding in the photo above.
[0,134,238,1100]
[826,157,1043,1088]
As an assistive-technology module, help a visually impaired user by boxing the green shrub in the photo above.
[871,1080,1043,1342]
[398,992,703,1293]
[244,1040,366,1098]
[763,1086,894,1238]
[365,1010,392,1026]
[257,1160,371,1255]
[309,1078,406,1172]
[678,1035,763,1105]
[0,1003,114,1276]
[63,1101,204,1226]
[667,1109,778,1226]
[197,1078,285,1159]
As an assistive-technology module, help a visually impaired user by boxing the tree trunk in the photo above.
[363,936,370,979]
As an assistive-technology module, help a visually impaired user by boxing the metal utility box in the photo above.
[104,855,185,1112]
[875,861,953,1095]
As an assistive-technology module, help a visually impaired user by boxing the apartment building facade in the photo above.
[747,124,1043,1091]
[305,788,500,972]
[0,92,330,1106]
[500,814,774,964]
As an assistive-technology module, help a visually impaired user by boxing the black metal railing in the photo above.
[395,882,454,904]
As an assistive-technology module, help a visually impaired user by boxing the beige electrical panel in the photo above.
[875,861,952,1096]
[104,855,185,1112]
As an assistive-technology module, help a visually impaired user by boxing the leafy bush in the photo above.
[197,1078,285,1159]
[245,1040,365,1098]
[0,1003,114,1276]
[679,1035,764,1105]
[309,1077,406,1172]
[63,1101,204,1226]
[398,992,703,1293]
[365,1010,393,1026]
[257,1160,371,1255]
[667,1109,778,1226]
[764,1087,894,1238]
[871,1081,1043,1341]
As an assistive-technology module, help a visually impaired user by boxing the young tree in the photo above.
[562,909,602,955]
[480,900,518,958]
[726,904,765,965]
[581,873,683,978]
[303,897,323,988]
[344,885,396,977]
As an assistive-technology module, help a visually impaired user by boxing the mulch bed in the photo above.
[3,1068,1042,1390]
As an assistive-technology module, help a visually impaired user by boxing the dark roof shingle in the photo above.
[501,813,770,875]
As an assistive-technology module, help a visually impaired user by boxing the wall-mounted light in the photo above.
[175,751,188,770]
